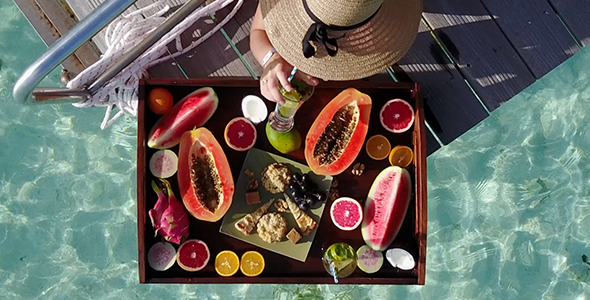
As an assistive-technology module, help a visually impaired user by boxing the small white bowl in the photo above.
[385,248,415,270]
[241,95,268,124]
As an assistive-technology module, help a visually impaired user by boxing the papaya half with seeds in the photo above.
[305,88,372,176]
[177,128,234,222]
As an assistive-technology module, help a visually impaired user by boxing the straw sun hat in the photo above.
[260,0,423,81]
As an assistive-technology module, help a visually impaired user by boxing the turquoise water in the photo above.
[2,0,590,298]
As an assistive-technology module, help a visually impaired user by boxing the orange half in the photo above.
[240,251,265,277]
[389,145,414,168]
[365,135,391,160]
[215,250,240,277]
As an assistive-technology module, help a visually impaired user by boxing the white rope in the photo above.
[68,0,244,129]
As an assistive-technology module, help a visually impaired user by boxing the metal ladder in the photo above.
[13,0,205,103]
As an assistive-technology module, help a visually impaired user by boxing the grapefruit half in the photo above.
[176,239,210,272]
[330,197,363,231]
[379,99,415,133]
[224,117,257,151]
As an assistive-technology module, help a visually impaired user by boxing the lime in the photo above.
[328,243,355,261]
[280,88,303,103]
[265,122,302,154]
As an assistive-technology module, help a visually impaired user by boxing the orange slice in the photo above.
[215,250,240,277]
[389,145,414,168]
[240,251,265,277]
[365,135,391,160]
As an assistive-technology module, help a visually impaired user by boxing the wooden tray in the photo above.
[137,78,427,284]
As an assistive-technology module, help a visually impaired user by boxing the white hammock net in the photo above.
[67,0,243,129]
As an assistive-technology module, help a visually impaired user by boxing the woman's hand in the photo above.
[260,55,318,104]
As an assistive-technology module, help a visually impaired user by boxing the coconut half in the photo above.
[385,248,415,270]
[242,95,267,124]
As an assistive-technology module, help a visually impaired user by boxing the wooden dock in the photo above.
[13,0,590,155]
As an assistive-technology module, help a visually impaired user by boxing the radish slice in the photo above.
[357,245,383,273]
[148,242,176,271]
[149,150,178,178]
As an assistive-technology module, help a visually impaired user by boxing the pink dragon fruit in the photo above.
[149,178,190,244]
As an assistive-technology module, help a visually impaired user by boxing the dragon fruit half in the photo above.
[149,178,190,244]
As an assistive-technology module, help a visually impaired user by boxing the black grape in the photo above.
[298,201,310,211]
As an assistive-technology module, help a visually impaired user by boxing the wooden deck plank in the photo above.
[62,0,130,52]
[146,59,187,79]
[132,0,190,79]
[479,0,580,78]
[395,22,489,145]
[173,3,251,77]
[13,0,97,74]
[422,0,535,111]
[548,0,590,46]
[222,0,261,76]
[36,0,102,69]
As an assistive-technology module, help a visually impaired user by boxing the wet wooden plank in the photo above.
[132,0,189,79]
[548,0,590,46]
[173,3,251,77]
[422,0,535,111]
[394,22,489,145]
[146,59,187,79]
[36,0,102,69]
[480,0,580,78]
[62,0,130,52]
[13,0,99,74]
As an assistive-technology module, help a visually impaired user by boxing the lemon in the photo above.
[240,251,265,277]
[215,250,240,277]
[265,122,302,154]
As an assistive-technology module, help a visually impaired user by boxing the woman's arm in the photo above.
[250,5,275,66]
[250,4,318,104]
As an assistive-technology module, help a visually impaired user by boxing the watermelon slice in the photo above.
[379,99,415,133]
[361,166,412,251]
[148,87,218,149]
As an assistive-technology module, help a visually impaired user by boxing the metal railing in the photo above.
[13,0,206,103]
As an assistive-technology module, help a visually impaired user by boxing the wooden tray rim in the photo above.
[136,78,427,285]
